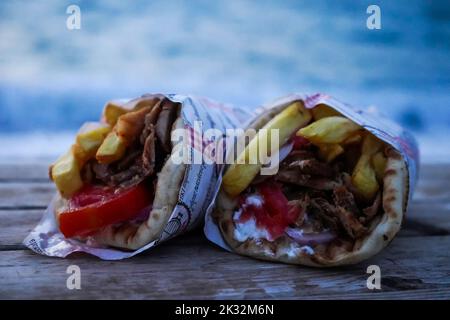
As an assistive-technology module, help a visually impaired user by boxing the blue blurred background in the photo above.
[0,0,449,161]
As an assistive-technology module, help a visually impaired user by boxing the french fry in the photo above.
[311,104,340,120]
[51,123,112,198]
[372,151,387,181]
[362,132,383,155]
[97,107,150,164]
[343,132,362,145]
[222,101,312,197]
[102,97,160,126]
[50,148,84,198]
[352,154,379,200]
[297,116,361,144]
[351,133,384,200]
[103,101,129,126]
[318,144,344,163]
[76,123,111,160]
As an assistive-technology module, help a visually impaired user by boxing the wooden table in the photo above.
[1,162,449,300]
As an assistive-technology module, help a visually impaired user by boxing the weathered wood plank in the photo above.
[0,163,50,181]
[0,183,54,209]
[0,210,43,247]
[1,234,449,299]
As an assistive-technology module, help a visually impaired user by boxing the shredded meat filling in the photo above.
[89,100,177,189]
[272,144,378,242]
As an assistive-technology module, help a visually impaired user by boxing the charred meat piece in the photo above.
[335,206,367,239]
[276,169,341,190]
[332,185,366,238]
[309,196,366,239]
[140,101,162,144]
[142,125,156,174]
[309,197,341,232]
[333,185,360,216]
[362,191,382,221]
[287,159,335,177]
[155,99,178,153]
[283,149,315,163]
[288,196,309,227]
[116,148,141,171]
[92,162,112,183]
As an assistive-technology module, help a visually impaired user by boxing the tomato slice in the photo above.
[58,183,153,238]
[238,182,301,240]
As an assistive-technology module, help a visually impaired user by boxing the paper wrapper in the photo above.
[23,93,252,260]
[204,92,419,251]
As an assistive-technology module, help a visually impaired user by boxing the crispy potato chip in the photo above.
[297,116,361,144]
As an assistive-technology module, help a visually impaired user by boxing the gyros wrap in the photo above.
[25,94,247,259]
[209,94,417,266]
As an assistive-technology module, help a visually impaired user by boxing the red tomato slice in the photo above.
[259,183,289,218]
[58,183,153,238]
[238,182,300,240]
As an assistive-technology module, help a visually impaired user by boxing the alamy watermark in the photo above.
[366,5,381,30]
[170,123,281,175]
[366,265,381,290]
[66,265,81,290]
[66,5,81,30]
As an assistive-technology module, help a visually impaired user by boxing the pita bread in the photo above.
[214,103,409,267]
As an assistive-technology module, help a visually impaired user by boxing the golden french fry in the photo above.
[103,101,129,126]
[76,123,111,160]
[311,104,340,120]
[318,144,344,163]
[50,148,83,198]
[102,97,160,126]
[51,123,112,197]
[95,132,127,164]
[362,132,383,155]
[97,107,150,164]
[351,133,385,200]
[222,101,312,197]
[351,154,379,200]
[343,132,362,145]
[297,116,361,144]
[372,151,387,181]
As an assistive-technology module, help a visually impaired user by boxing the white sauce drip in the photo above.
[233,217,272,242]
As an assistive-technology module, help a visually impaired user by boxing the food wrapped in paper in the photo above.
[206,93,419,267]
[24,93,251,260]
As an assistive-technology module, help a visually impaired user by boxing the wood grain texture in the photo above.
[1,233,449,299]
[0,162,449,299]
